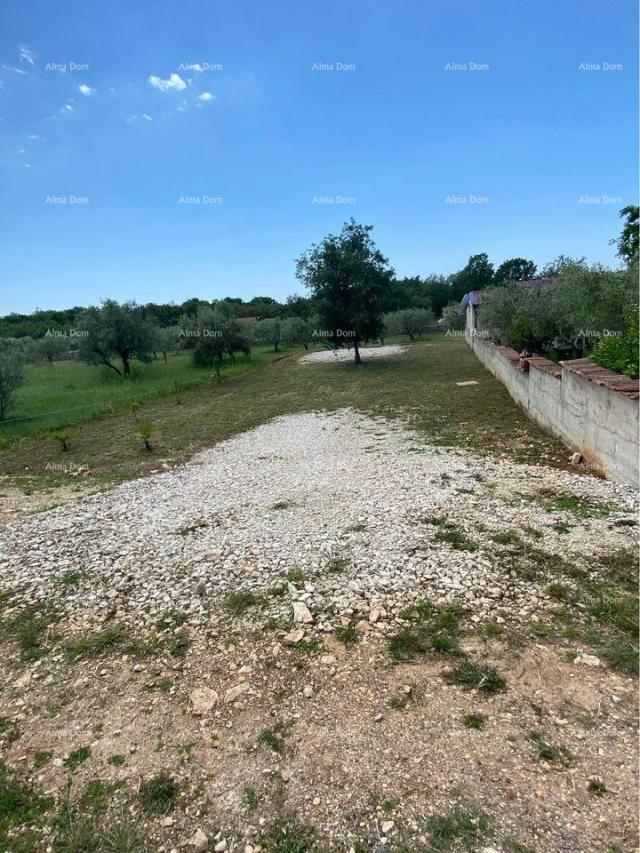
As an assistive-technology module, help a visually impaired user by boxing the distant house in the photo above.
[460,278,555,336]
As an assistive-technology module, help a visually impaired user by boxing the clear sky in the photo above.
[0,0,637,314]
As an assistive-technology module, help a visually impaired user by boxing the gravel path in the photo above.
[1,409,636,631]
[300,345,406,363]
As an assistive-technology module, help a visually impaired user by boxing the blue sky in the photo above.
[0,0,637,314]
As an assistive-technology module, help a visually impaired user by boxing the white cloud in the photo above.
[2,63,27,75]
[78,83,96,96]
[198,91,214,101]
[62,102,74,113]
[124,112,154,123]
[18,45,35,65]
[148,72,187,92]
[24,162,31,168]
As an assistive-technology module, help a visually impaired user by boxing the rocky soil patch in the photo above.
[299,345,407,364]
[0,410,635,633]
[0,410,637,851]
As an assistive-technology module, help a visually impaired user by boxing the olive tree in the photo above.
[0,340,25,420]
[33,334,67,364]
[256,318,281,352]
[295,219,394,364]
[77,300,154,377]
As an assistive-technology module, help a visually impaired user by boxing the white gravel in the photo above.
[300,345,407,364]
[1,410,636,632]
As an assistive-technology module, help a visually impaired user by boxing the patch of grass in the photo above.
[155,608,187,629]
[426,807,491,851]
[244,786,261,810]
[389,601,463,662]
[78,779,116,813]
[138,774,179,815]
[483,622,503,638]
[270,501,291,511]
[33,751,53,770]
[64,747,91,772]
[528,731,573,765]
[223,590,264,615]
[546,582,573,602]
[388,697,408,710]
[463,713,487,730]
[0,716,20,744]
[491,529,523,546]
[334,624,359,647]
[326,556,350,574]
[267,582,288,598]
[587,778,608,796]
[444,661,507,694]
[64,626,127,660]
[0,761,53,846]
[345,523,367,533]
[286,567,307,585]
[58,570,86,588]
[168,629,190,657]
[259,819,315,852]
[143,677,174,693]
[536,488,615,518]
[434,523,478,552]
[107,755,125,767]
[258,722,292,756]
[0,605,59,662]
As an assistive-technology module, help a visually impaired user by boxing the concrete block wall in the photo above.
[466,332,639,487]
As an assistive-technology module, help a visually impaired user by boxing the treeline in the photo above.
[0,254,551,341]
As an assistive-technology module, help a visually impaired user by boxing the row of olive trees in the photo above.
[478,260,638,375]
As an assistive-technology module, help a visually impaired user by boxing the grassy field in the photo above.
[0,335,569,493]
[0,345,295,444]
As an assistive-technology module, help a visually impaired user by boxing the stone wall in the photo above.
[465,331,639,487]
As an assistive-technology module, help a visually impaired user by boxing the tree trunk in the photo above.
[303,342,309,351]
[354,339,361,364]
[121,355,131,376]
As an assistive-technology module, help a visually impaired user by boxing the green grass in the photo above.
[0,337,569,491]
[258,722,292,756]
[389,601,464,661]
[64,626,127,660]
[534,488,616,519]
[334,624,359,646]
[444,661,507,694]
[0,717,20,744]
[462,713,487,730]
[0,605,59,662]
[223,590,264,615]
[138,774,179,815]
[426,808,491,851]
[63,747,91,771]
[0,761,53,849]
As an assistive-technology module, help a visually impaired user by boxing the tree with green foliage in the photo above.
[590,307,639,378]
[449,253,495,303]
[33,334,67,365]
[493,258,537,284]
[77,300,154,377]
[296,219,394,364]
[612,205,639,266]
[0,340,25,420]
[256,318,282,352]
[387,308,435,341]
[152,326,181,362]
[441,301,465,330]
[282,316,316,350]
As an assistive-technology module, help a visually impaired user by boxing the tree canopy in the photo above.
[295,219,394,363]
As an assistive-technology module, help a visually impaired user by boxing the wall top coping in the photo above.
[561,358,639,399]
